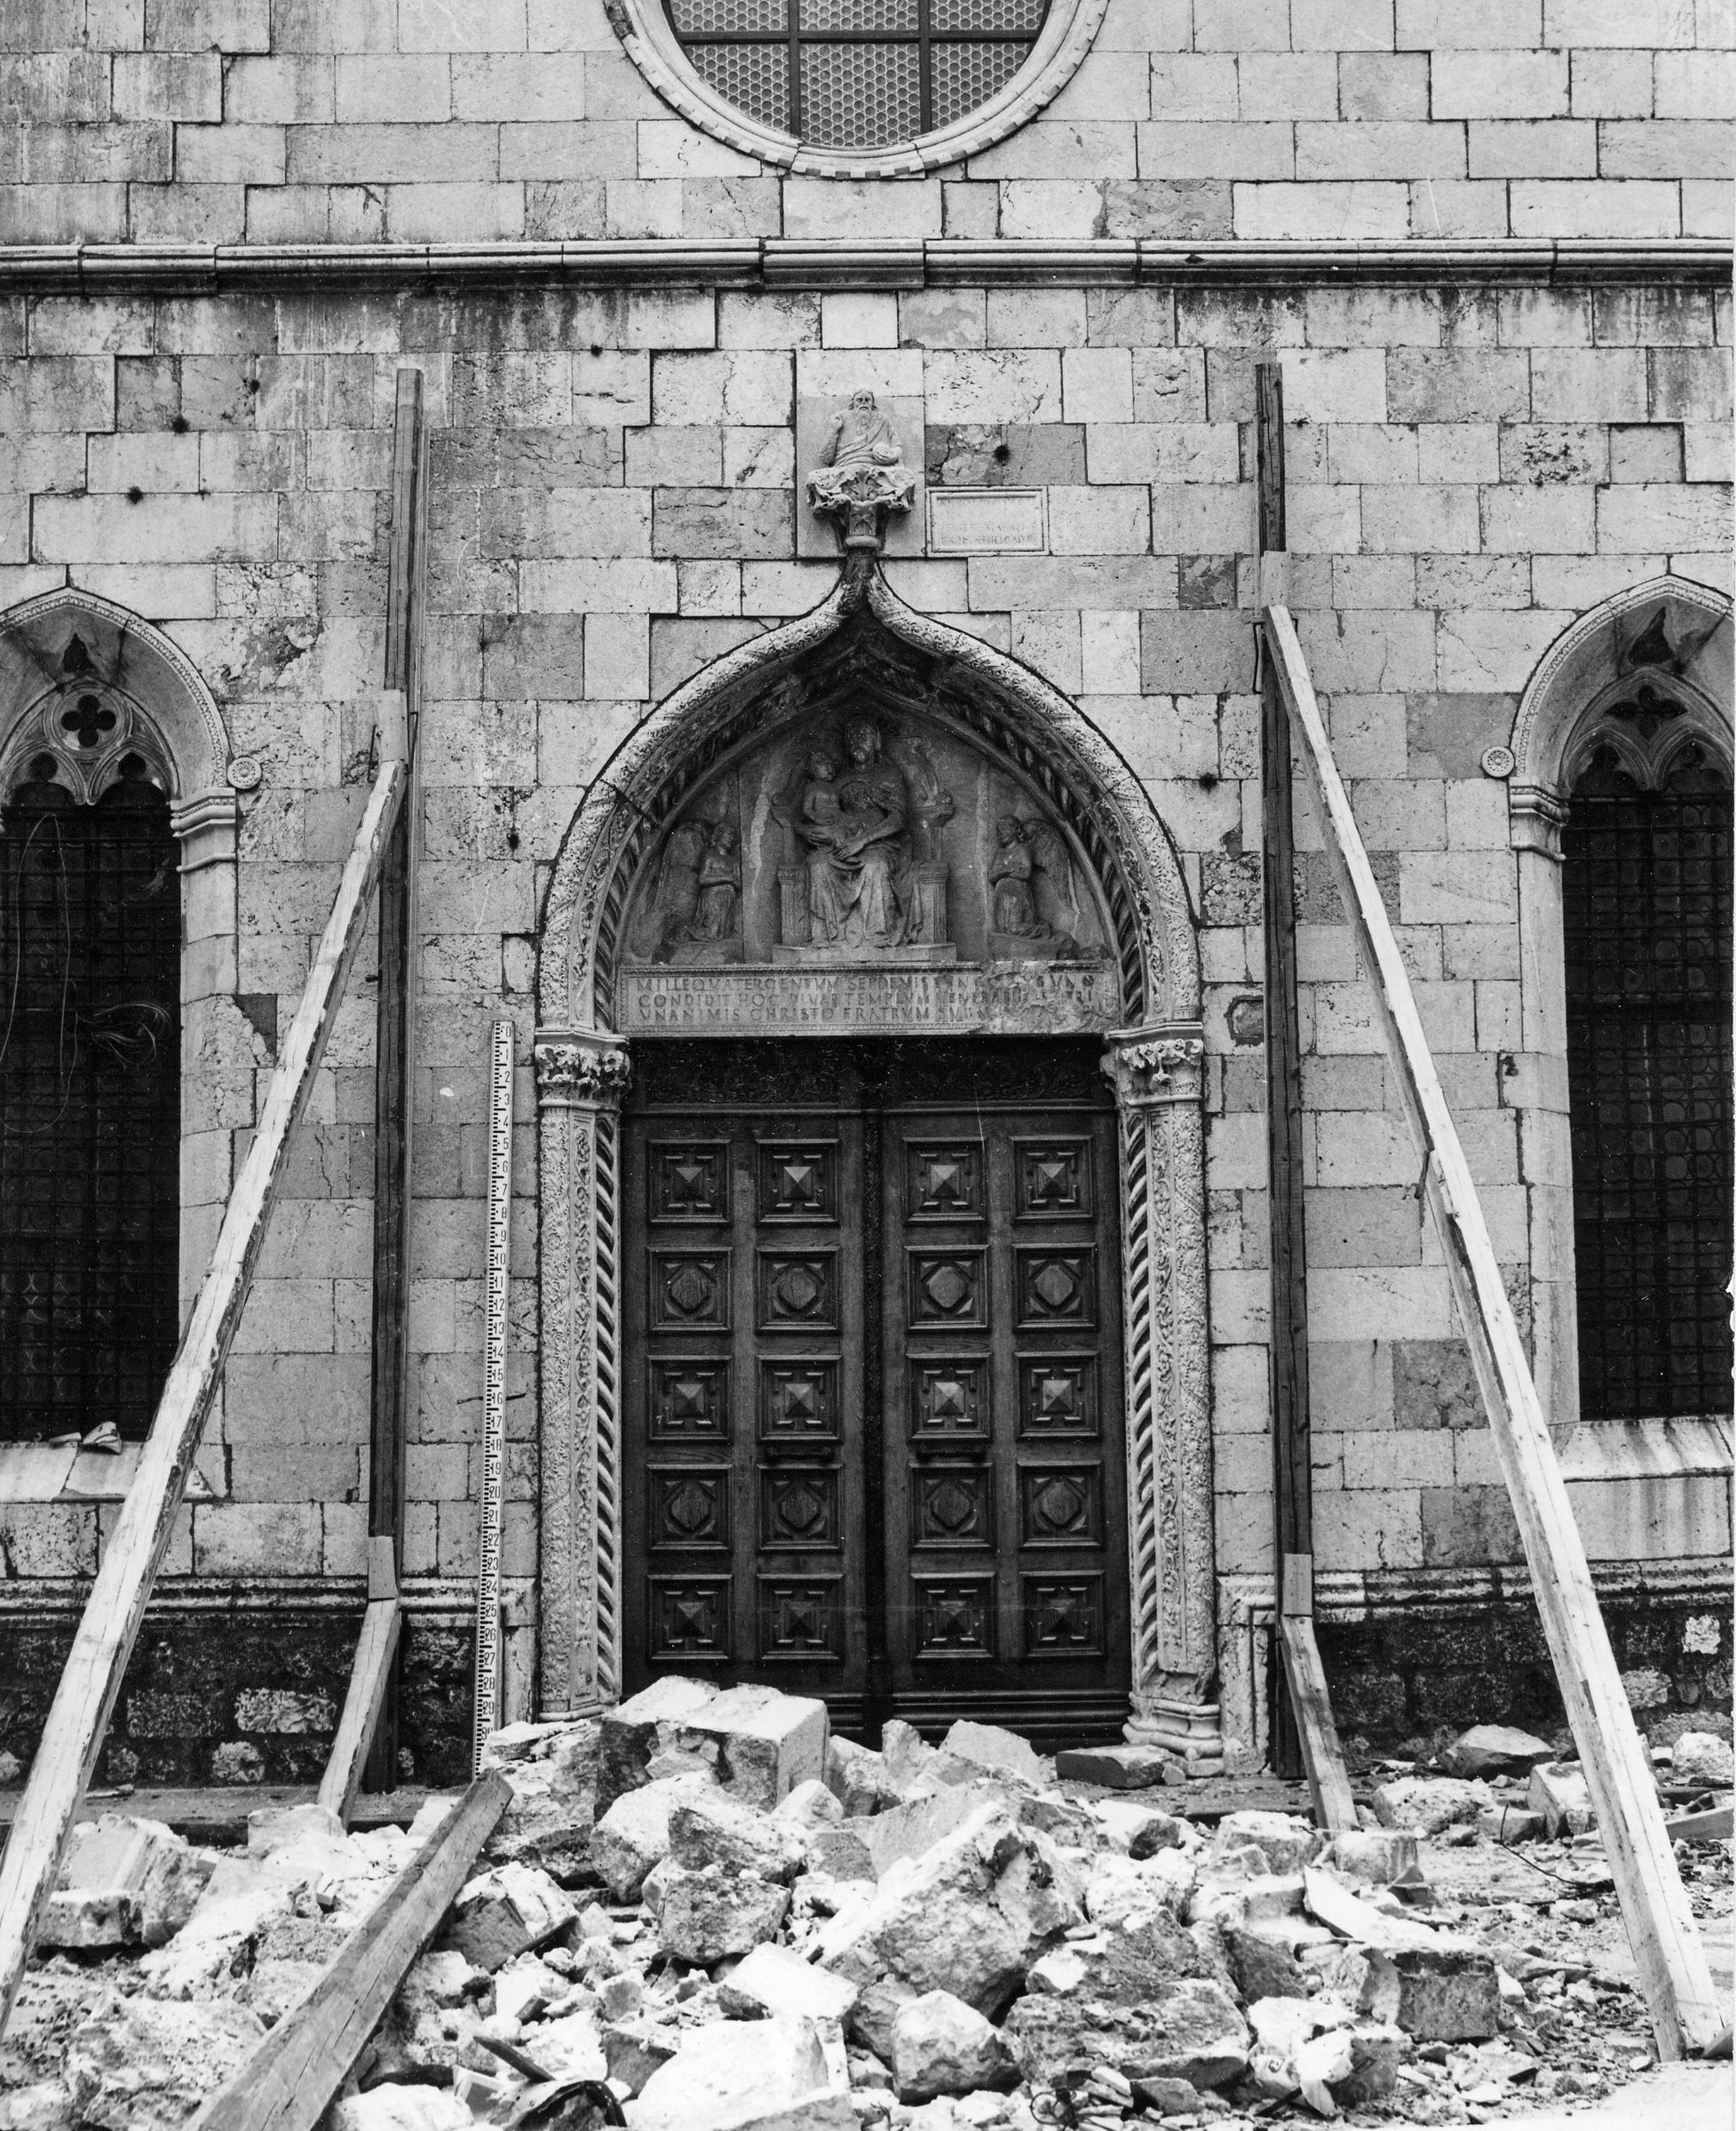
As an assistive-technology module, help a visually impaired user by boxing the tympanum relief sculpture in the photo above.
[621,710,1109,990]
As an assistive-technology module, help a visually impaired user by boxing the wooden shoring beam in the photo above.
[0,757,408,2039]
[1278,1608,1358,1834]
[1256,357,1310,1784]
[1263,601,1722,2060]
[365,366,426,1792]
[185,1772,510,2131]
[318,1537,402,1826]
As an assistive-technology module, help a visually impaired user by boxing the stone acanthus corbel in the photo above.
[1101,1023,1220,1771]
[534,1028,631,1715]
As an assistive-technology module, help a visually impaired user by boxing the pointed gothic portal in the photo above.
[622,1036,1130,1747]
[537,583,1219,1765]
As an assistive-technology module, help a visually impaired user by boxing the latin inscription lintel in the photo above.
[619,961,1120,1036]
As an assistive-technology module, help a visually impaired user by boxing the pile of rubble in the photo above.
[1,1687,1729,2130]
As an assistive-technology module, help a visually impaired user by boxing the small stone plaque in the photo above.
[619,962,1120,1038]
[927,487,1047,556]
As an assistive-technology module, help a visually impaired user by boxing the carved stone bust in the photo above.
[806,390,917,551]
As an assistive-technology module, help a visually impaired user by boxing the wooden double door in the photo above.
[622,1039,1130,1745]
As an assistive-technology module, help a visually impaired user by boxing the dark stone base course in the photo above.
[1320,1586,1732,1754]
[0,1595,474,1792]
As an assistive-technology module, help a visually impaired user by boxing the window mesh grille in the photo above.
[665,0,1048,145]
[1564,747,1733,1421]
[0,771,181,1445]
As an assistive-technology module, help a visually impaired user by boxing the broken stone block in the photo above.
[1477,1804,1545,1844]
[247,1801,347,1857]
[40,1816,212,1954]
[681,1685,830,1810]
[1083,1848,1195,1928]
[825,1736,895,1817]
[0,2081,75,2131]
[489,1747,597,1882]
[1308,1944,1401,2025]
[629,2013,831,2130]
[1528,1762,1596,1839]
[1130,2075,1205,2118]
[598,1676,721,1812]
[331,2088,473,2131]
[1321,1828,1419,1887]
[1005,1977,1249,2092]
[605,2016,681,2095]
[1389,1945,1501,2041]
[137,1854,301,1999]
[777,1778,844,1829]
[530,2008,609,2079]
[858,1785,1007,1881]
[718,1941,860,2024]
[593,1774,714,1900]
[37,1889,134,1953]
[1212,1810,1321,1875]
[652,1862,790,1965]
[670,1787,806,1884]
[891,1990,1016,2103]
[1224,1920,1307,2002]
[1026,1945,1086,1995]
[1334,2023,1409,2106]
[493,1951,566,2023]
[1439,1724,1554,1778]
[819,1803,1083,2017]
[805,1826,877,1883]
[1054,1744,1171,1789]
[65,1990,267,2131]
[1092,1800,1187,1858]
[936,1721,1049,1791]
[846,1977,918,2062]
[1369,1776,1491,1836]
[1670,1731,1734,1787]
[445,1861,576,1971]
[878,1719,938,1797]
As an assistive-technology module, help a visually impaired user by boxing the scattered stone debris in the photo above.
[2,1700,1729,2128]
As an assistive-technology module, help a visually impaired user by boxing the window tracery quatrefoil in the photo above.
[0,667,174,812]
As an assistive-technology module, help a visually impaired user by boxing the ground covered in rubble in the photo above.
[0,1685,1729,2131]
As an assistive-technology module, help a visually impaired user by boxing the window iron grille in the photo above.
[0,764,181,1446]
[1563,741,1733,1422]
[665,0,1049,146]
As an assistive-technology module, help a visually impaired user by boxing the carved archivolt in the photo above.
[535,563,1216,1748]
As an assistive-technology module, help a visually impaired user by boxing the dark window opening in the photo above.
[1563,742,1733,1421]
[664,0,1050,149]
[0,764,181,1446]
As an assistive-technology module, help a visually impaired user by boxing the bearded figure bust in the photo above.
[806,389,917,550]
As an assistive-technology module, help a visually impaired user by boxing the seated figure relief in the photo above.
[987,812,1082,962]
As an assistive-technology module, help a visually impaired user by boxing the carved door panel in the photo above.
[622,1096,872,1731]
[622,1041,1127,1746]
[883,1093,1128,1744]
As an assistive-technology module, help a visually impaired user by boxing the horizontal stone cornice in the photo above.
[0,236,1726,297]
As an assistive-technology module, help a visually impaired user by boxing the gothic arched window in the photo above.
[1562,698,1733,1423]
[0,659,181,1446]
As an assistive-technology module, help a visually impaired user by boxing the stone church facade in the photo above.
[0,0,1729,1790]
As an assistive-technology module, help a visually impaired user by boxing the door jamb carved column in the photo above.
[534,1026,630,1715]
[1103,1024,1220,1771]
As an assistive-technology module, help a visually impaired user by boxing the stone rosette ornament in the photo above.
[806,388,916,551]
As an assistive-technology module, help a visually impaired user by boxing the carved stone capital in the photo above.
[1509,781,1567,861]
[1103,1024,1207,1107]
[534,1029,632,1106]
[806,459,917,554]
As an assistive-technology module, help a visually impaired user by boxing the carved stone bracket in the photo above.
[1102,1023,1219,1770]
[534,1027,631,1715]
[806,458,917,554]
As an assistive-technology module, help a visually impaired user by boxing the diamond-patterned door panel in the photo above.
[908,1250,987,1327]
[650,1142,729,1223]
[1014,1140,1091,1218]
[1023,1575,1105,1658]
[910,1359,988,1446]
[913,1466,994,1549]
[649,1360,730,1440]
[758,1358,839,1446]
[648,1578,732,1662]
[1019,1466,1103,1547]
[757,1251,838,1330]
[1018,1355,1097,1437]
[1015,1248,1096,1327]
[650,1467,732,1549]
[757,1140,837,1223]
[649,1251,730,1330]
[913,1576,995,1659]
[906,1142,984,1220]
[760,1466,841,1548]
[758,1577,844,1663]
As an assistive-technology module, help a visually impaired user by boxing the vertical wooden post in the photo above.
[1256,360,1309,1781]
[365,368,425,1791]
